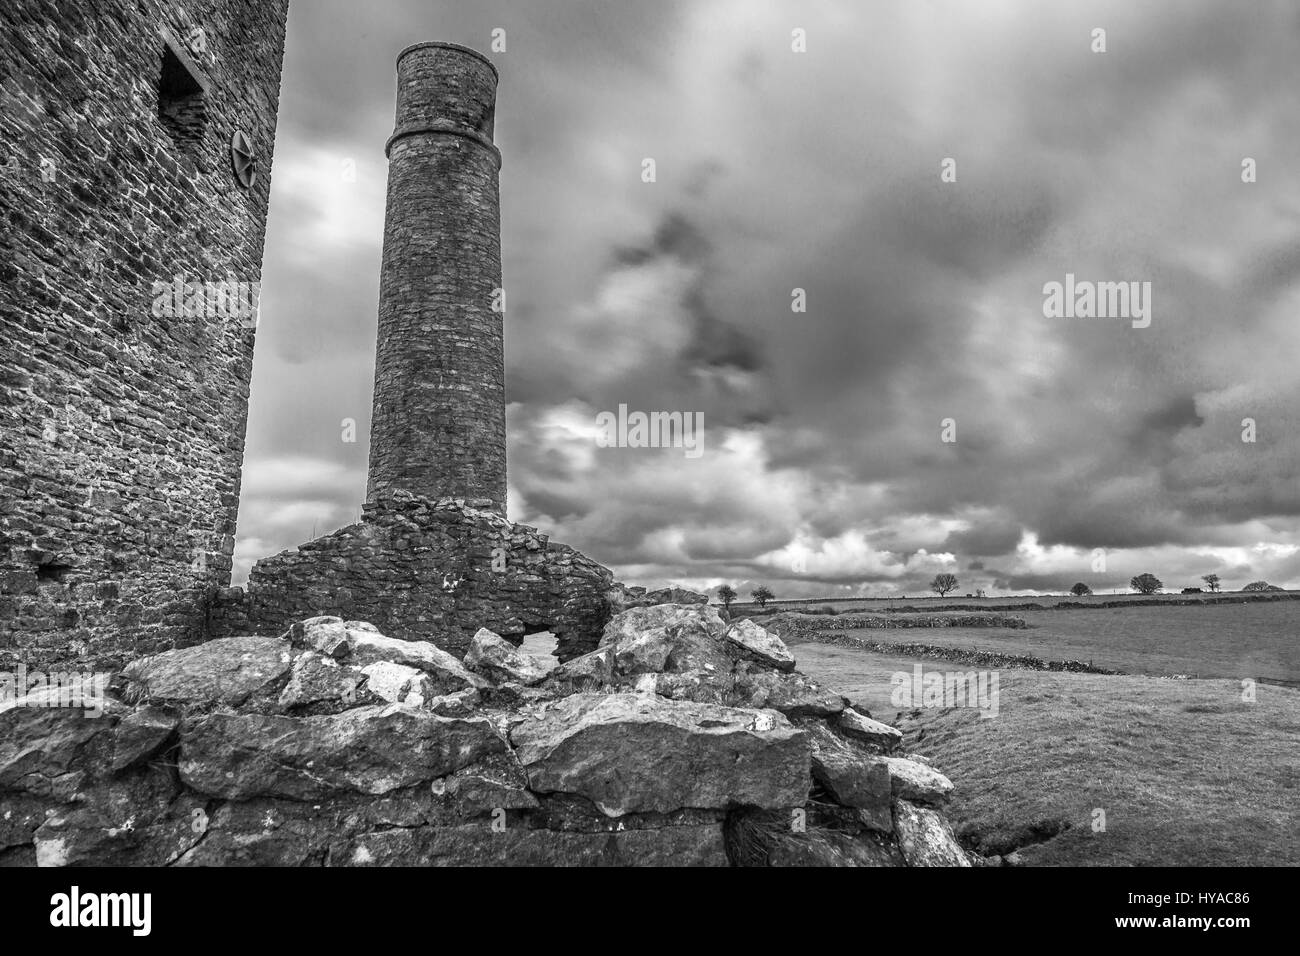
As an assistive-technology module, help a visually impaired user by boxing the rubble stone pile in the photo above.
[1,602,971,867]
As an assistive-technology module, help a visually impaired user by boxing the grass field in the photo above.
[814,601,1300,683]
[736,590,1297,612]
[792,642,1300,866]
[531,599,1298,865]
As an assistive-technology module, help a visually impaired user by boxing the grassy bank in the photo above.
[792,642,1300,866]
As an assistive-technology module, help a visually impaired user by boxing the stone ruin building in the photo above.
[1,8,614,670]
[0,3,977,870]
[2,0,292,670]
[210,41,616,661]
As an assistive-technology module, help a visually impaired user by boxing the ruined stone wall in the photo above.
[1,607,975,867]
[210,494,613,660]
[366,43,506,512]
[0,0,290,670]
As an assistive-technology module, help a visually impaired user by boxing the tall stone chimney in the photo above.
[366,42,506,512]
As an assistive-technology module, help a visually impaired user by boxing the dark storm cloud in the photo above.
[943,517,1024,559]
[237,0,1300,593]
[1128,396,1204,451]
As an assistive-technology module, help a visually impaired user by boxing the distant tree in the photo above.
[717,584,737,610]
[1181,587,1202,594]
[930,573,959,597]
[1130,573,1163,595]
[751,585,774,607]
[1201,574,1221,593]
[975,588,987,598]
[1070,582,1092,596]
[1242,581,1281,592]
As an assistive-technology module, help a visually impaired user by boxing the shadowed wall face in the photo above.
[0,0,289,669]
[366,43,505,513]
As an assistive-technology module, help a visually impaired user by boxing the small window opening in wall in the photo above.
[36,561,73,583]
[157,39,207,154]
[518,630,561,675]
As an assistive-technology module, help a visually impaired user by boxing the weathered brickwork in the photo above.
[0,0,290,670]
[366,43,507,513]
[210,493,615,660]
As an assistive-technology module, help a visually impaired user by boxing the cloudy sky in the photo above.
[237,0,1300,599]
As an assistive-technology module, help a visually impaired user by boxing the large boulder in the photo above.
[599,603,735,677]
[293,617,478,696]
[765,828,903,867]
[543,646,614,695]
[465,628,550,686]
[723,807,903,866]
[334,822,728,867]
[178,704,505,800]
[0,694,126,797]
[121,636,292,707]
[731,666,848,717]
[433,753,539,815]
[838,708,903,751]
[647,670,736,706]
[893,799,970,866]
[803,723,893,831]
[34,778,207,867]
[511,693,810,816]
[277,651,366,712]
[725,619,796,672]
[359,661,436,706]
[878,756,954,805]
[644,586,710,606]
[112,705,180,772]
[0,794,50,858]
[605,584,710,617]
[172,799,342,867]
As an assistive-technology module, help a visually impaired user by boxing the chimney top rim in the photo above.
[396,41,499,80]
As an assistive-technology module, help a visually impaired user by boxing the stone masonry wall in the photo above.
[0,607,975,867]
[210,493,614,661]
[365,43,506,512]
[0,0,290,671]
